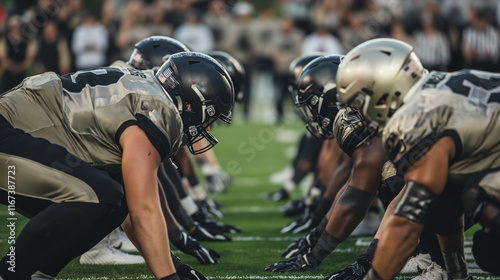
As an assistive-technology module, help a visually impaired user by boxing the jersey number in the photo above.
[445,71,500,104]
[61,68,124,93]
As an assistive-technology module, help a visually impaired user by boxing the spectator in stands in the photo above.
[0,16,37,92]
[389,20,413,45]
[301,23,342,55]
[249,5,280,74]
[340,12,373,53]
[72,13,108,70]
[412,13,450,71]
[204,0,232,51]
[271,17,304,122]
[461,6,500,71]
[36,20,71,75]
[174,10,214,53]
[219,1,254,121]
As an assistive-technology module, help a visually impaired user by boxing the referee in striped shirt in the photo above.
[462,7,500,72]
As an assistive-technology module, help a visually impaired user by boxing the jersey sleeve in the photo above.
[132,95,183,160]
[382,105,454,173]
[333,106,372,157]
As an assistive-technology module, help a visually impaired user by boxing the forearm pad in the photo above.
[306,231,341,267]
[443,247,469,280]
[338,185,376,217]
[394,181,437,224]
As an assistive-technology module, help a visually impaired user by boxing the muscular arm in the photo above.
[120,125,175,279]
[325,137,385,240]
[372,136,456,279]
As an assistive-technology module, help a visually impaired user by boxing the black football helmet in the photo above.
[296,55,343,139]
[287,54,325,122]
[156,52,235,154]
[128,36,190,70]
[208,51,246,103]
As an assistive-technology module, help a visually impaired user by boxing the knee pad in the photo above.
[462,185,489,226]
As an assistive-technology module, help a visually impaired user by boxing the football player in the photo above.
[265,54,447,279]
[112,36,230,266]
[265,54,325,203]
[336,38,500,279]
[265,55,388,273]
[0,52,234,279]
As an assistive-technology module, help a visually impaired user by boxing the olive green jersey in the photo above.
[383,70,500,183]
[0,67,183,167]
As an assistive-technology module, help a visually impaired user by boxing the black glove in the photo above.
[206,173,226,194]
[265,188,290,202]
[191,222,232,241]
[202,219,242,234]
[324,254,371,280]
[177,262,209,280]
[196,198,224,218]
[281,228,321,258]
[264,254,318,272]
[191,210,242,233]
[170,229,220,264]
[281,213,316,233]
[277,199,306,217]
[268,231,340,272]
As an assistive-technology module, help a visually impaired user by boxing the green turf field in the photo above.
[1,120,499,279]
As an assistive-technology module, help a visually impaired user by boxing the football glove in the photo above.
[324,254,371,280]
[277,198,306,217]
[202,219,242,234]
[191,210,241,233]
[170,251,209,279]
[170,230,220,264]
[176,262,209,280]
[281,228,320,258]
[265,188,290,202]
[264,254,318,272]
[191,222,232,241]
[281,213,318,233]
[196,198,224,218]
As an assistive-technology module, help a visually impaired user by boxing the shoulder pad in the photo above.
[381,160,397,182]
[333,107,372,157]
[382,105,454,172]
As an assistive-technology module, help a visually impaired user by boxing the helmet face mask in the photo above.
[156,52,234,154]
[336,39,425,129]
[288,54,325,123]
[295,55,343,140]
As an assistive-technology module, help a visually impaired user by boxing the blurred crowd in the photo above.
[1,0,500,121]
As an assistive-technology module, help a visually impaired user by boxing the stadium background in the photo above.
[1,0,500,279]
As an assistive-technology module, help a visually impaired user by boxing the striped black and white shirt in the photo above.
[412,31,450,69]
[462,25,500,61]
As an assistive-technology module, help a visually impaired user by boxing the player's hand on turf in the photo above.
[202,219,242,233]
[191,222,232,241]
[281,214,314,233]
[281,228,320,258]
[277,198,306,217]
[265,188,290,202]
[264,254,318,272]
[196,198,224,218]
[324,254,371,280]
[176,262,209,280]
[171,231,220,264]
[206,173,226,194]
